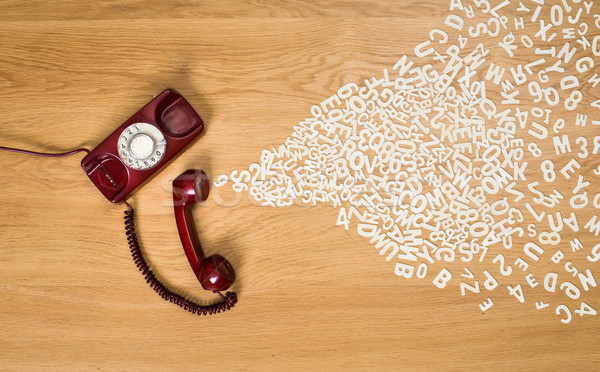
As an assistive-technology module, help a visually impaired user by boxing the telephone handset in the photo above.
[123,172,237,315]
[81,89,205,203]
[1,90,237,316]
[173,170,236,292]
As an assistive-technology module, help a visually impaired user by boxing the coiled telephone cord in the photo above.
[123,201,237,315]
[0,145,237,315]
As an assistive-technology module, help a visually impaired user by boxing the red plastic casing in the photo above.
[81,90,204,203]
[172,170,236,292]
[172,169,210,277]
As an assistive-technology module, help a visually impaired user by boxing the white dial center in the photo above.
[129,133,155,159]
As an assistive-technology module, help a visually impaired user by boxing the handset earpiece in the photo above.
[173,169,236,292]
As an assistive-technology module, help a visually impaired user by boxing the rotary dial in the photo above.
[117,123,167,170]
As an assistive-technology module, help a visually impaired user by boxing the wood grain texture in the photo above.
[1,0,599,370]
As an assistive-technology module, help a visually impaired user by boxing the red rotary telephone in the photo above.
[0,90,237,316]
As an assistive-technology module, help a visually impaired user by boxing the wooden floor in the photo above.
[1,1,599,370]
